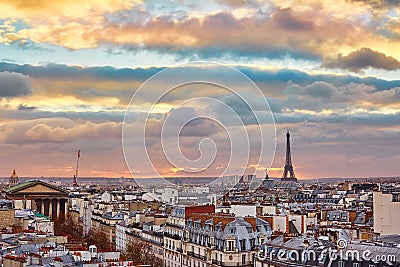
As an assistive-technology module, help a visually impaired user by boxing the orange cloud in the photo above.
[0,0,141,48]
[2,1,400,63]
[0,0,140,21]
[24,121,121,142]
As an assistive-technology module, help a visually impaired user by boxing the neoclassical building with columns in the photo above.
[6,180,69,218]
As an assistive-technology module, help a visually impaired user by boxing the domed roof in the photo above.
[10,169,18,179]
[9,169,19,186]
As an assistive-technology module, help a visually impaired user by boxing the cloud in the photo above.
[1,109,125,123]
[0,0,141,21]
[0,71,31,97]
[0,118,129,178]
[95,8,354,60]
[0,1,142,49]
[0,62,164,107]
[253,76,400,122]
[323,48,400,72]
[0,62,162,81]
[0,0,399,66]
[1,62,400,121]
[0,0,400,69]
[18,103,36,110]
[24,120,121,143]
[1,1,400,178]
[0,61,400,178]
[0,5,373,61]
[238,66,400,91]
[348,0,400,10]
[286,81,341,100]
[2,61,398,96]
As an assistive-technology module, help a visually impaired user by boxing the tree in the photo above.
[54,213,83,242]
[123,239,162,267]
[85,229,111,251]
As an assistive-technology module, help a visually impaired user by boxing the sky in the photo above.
[1,0,400,179]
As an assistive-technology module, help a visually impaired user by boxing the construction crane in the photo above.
[73,150,80,187]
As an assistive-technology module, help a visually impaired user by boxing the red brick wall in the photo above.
[185,205,215,219]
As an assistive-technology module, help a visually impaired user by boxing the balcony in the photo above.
[211,260,253,266]
[164,232,181,240]
[187,251,207,261]
[165,222,184,228]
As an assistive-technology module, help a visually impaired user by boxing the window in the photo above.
[338,261,345,267]
[227,240,235,251]
[353,263,360,267]
[242,254,246,264]
[240,239,246,251]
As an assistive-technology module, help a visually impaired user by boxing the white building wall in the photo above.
[83,201,93,236]
[13,199,33,210]
[231,204,257,217]
[100,192,112,202]
[373,191,400,235]
[273,216,287,232]
[154,187,178,204]
[261,205,277,215]
[33,220,54,235]
[115,224,127,252]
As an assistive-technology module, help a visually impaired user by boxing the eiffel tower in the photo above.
[282,130,297,182]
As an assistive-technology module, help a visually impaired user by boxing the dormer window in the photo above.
[227,240,235,251]
[240,239,246,251]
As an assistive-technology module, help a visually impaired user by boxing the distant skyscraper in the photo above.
[282,130,297,182]
[9,169,19,187]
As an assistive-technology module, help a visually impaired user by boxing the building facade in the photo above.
[6,180,68,219]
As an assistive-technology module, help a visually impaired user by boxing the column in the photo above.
[34,199,39,213]
[44,199,50,216]
[56,199,60,218]
[49,199,53,218]
[64,199,68,218]
[35,199,39,213]
[40,200,44,215]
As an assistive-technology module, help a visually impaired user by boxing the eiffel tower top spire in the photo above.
[282,130,297,181]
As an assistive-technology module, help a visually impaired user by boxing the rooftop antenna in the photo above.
[73,150,80,187]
